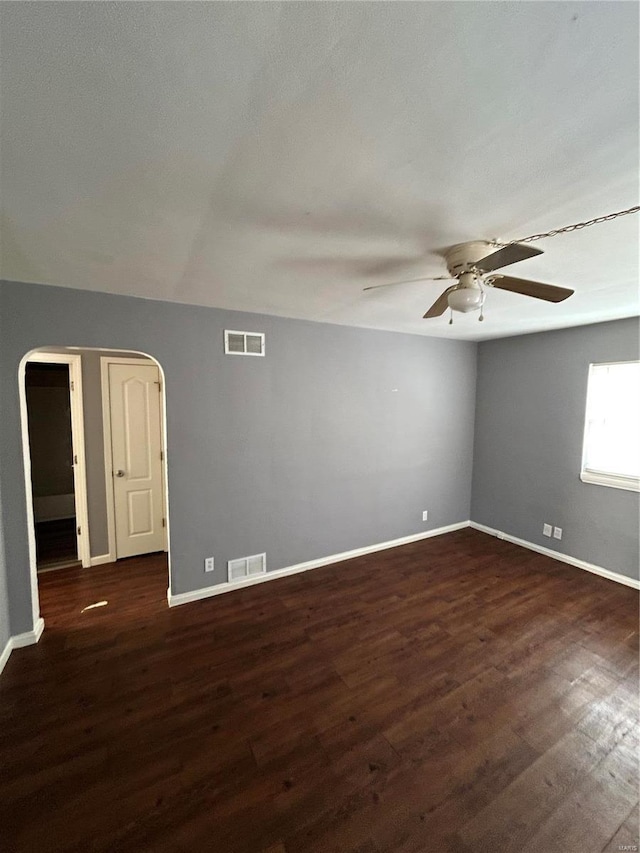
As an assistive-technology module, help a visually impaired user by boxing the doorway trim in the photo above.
[20,351,91,573]
[17,347,172,643]
[100,355,168,563]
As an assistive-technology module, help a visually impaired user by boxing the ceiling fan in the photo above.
[363,240,574,323]
[260,204,638,324]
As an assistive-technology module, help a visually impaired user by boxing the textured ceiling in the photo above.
[1,2,638,340]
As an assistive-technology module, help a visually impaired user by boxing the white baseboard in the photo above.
[11,617,45,648]
[89,553,114,567]
[469,521,640,590]
[0,638,11,676]
[168,521,470,607]
[0,617,46,677]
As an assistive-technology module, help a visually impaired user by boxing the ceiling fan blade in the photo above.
[275,253,429,278]
[424,286,457,318]
[363,275,453,292]
[474,243,543,273]
[487,275,574,302]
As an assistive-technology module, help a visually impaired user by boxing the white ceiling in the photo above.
[1,2,638,341]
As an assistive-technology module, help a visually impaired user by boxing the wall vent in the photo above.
[224,330,265,357]
[228,552,267,582]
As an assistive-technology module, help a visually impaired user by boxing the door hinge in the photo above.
[73,454,78,465]
[162,517,166,528]
[70,380,75,391]
[77,526,81,536]
[154,380,162,393]
[160,450,164,461]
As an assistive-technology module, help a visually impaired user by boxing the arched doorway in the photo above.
[18,346,172,634]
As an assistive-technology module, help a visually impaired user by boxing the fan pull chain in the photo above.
[509,205,640,245]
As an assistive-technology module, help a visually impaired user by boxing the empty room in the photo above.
[0,3,638,852]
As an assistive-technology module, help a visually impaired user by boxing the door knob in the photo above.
[115,469,125,478]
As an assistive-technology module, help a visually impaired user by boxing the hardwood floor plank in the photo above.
[601,803,640,852]
[1,529,637,852]
[513,667,617,754]
[458,728,615,852]
[521,732,640,853]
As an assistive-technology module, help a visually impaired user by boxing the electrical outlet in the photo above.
[204,557,214,573]
[553,527,563,540]
[422,510,429,522]
[543,523,552,537]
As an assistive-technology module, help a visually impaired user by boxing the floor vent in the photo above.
[228,552,267,582]
[224,330,265,357]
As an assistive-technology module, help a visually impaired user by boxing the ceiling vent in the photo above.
[224,330,265,357]
[228,552,267,582]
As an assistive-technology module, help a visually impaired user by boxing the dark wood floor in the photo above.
[1,529,638,852]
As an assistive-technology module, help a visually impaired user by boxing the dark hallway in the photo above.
[25,362,79,570]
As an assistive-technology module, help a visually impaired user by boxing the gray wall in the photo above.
[472,317,640,581]
[80,350,110,556]
[0,472,10,654]
[0,279,477,635]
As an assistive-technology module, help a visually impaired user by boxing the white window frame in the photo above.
[580,360,640,493]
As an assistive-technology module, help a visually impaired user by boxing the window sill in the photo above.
[580,470,640,492]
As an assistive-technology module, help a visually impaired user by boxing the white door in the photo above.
[108,362,165,559]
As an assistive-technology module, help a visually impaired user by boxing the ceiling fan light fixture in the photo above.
[447,287,483,313]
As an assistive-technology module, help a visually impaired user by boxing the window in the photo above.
[581,361,640,492]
